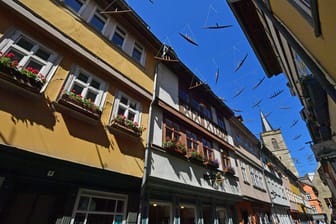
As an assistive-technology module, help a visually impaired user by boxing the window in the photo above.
[63,67,107,109]
[89,8,107,33]
[217,116,227,134]
[0,31,59,87]
[288,0,320,36]
[112,91,142,124]
[222,151,231,168]
[132,42,144,63]
[186,130,199,152]
[240,160,249,183]
[202,138,214,161]
[149,202,171,224]
[271,138,280,150]
[72,189,127,224]
[250,167,264,189]
[63,0,86,13]
[111,27,126,48]
[164,119,181,143]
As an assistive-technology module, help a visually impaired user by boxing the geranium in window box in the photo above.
[204,158,219,169]
[190,150,206,166]
[223,166,235,176]
[163,140,186,156]
[108,115,145,139]
[57,91,102,121]
[0,51,46,94]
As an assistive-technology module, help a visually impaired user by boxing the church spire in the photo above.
[260,111,273,132]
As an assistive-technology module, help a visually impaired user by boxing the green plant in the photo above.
[112,114,145,134]
[163,140,176,149]
[65,90,101,112]
[0,51,46,85]
[176,142,186,153]
[191,150,205,161]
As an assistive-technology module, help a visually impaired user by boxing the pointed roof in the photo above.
[260,111,273,132]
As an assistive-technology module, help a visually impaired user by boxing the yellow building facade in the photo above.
[0,0,160,223]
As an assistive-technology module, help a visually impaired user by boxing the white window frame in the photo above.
[71,189,128,224]
[88,5,108,34]
[132,42,145,65]
[111,91,142,124]
[110,26,127,49]
[0,30,60,91]
[62,66,107,110]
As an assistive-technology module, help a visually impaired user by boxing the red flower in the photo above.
[134,122,138,126]
[26,67,33,71]
[72,89,76,93]
[32,69,39,74]
[5,52,15,58]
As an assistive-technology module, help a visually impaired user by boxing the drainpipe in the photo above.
[139,62,160,224]
[253,0,336,103]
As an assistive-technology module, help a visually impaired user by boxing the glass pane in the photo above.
[149,203,170,224]
[116,200,124,213]
[90,79,100,89]
[130,102,136,110]
[128,111,135,121]
[77,72,89,83]
[112,32,124,48]
[166,129,173,140]
[77,196,90,211]
[120,96,128,105]
[71,84,84,95]
[26,60,43,72]
[89,197,116,212]
[35,48,51,61]
[89,14,105,32]
[16,37,34,51]
[132,47,142,62]
[64,0,84,12]
[74,213,86,224]
[86,91,97,103]
[117,107,126,116]
[7,49,24,62]
[86,214,114,224]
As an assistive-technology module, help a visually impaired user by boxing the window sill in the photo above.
[107,121,142,141]
[54,93,102,125]
[0,65,44,100]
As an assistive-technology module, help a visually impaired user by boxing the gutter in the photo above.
[253,0,336,103]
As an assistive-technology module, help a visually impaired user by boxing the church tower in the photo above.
[260,112,299,177]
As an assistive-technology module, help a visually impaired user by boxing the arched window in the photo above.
[271,138,279,150]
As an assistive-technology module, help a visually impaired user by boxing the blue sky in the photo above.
[127,0,317,176]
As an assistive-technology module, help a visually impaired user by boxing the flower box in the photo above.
[55,93,102,125]
[0,64,44,98]
[189,151,206,166]
[0,52,45,98]
[163,141,187,157]
[108,120,142,140]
